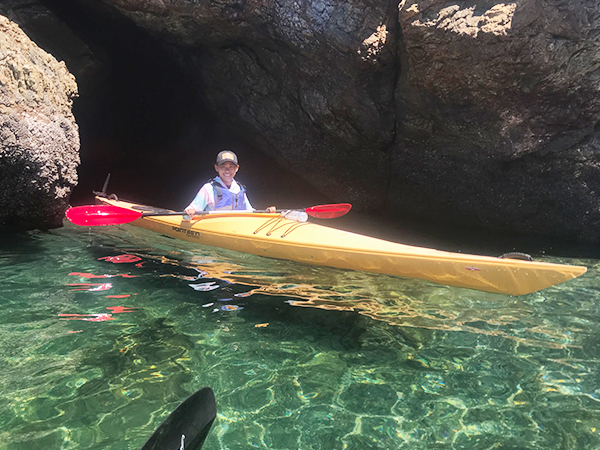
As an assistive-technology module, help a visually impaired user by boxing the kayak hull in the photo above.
[96,197,587,296]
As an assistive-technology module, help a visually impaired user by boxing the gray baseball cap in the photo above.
[216,150,238,165]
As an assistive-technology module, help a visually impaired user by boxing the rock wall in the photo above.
[0,11,79,231]
[89,0,399,210]
[4,0,600,242]
[79,0,600,242]
[394,0,600,241]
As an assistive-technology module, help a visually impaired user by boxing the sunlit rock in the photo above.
[0,13,79,231]
[395,0,600,242]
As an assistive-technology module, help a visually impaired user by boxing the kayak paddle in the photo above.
[297,203,352,219]
[139,387,216,450]
[65,203,352,226]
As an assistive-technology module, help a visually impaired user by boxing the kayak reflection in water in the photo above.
[184,150,276,218]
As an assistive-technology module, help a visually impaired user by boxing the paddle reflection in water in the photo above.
[80,242,592,374]
[84,226,598,355]
[77,228,596,352]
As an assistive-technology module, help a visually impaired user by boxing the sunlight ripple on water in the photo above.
[0,223,599,449]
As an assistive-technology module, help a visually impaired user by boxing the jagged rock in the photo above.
[75,0,600,242]
[7,0,600,242]
[1,0,103,96]
[0,13,79,231]
[74,0,399,211]
[395,0,600,241]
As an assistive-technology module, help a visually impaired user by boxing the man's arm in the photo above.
[185,184,213,217]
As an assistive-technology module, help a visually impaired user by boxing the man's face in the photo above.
[215,162,239,184]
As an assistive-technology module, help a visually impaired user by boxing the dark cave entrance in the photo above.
[37,0,331,211]
[37,0,218,208]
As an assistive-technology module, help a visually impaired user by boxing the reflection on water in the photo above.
[170,251,594,350]
[0,223,599,449]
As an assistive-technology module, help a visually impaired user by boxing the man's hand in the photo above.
[184,207,196,220]
[266,206,276,213]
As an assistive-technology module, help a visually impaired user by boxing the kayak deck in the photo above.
[96,197,587,296]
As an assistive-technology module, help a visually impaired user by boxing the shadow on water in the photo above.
[0,231,50,265]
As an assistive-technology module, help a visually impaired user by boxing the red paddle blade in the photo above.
[65,205,143,226]
[305,203,352,219]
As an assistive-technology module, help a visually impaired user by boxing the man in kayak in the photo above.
[184,150,275,217]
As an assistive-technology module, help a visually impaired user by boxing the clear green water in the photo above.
[1,223,599,449]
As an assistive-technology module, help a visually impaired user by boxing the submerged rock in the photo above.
[0,13,79,231]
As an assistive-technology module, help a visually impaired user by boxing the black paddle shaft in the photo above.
[140,210,296,217]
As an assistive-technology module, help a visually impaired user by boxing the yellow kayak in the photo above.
[95,196,587,296]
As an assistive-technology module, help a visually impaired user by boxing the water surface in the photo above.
[0,222,598,449]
